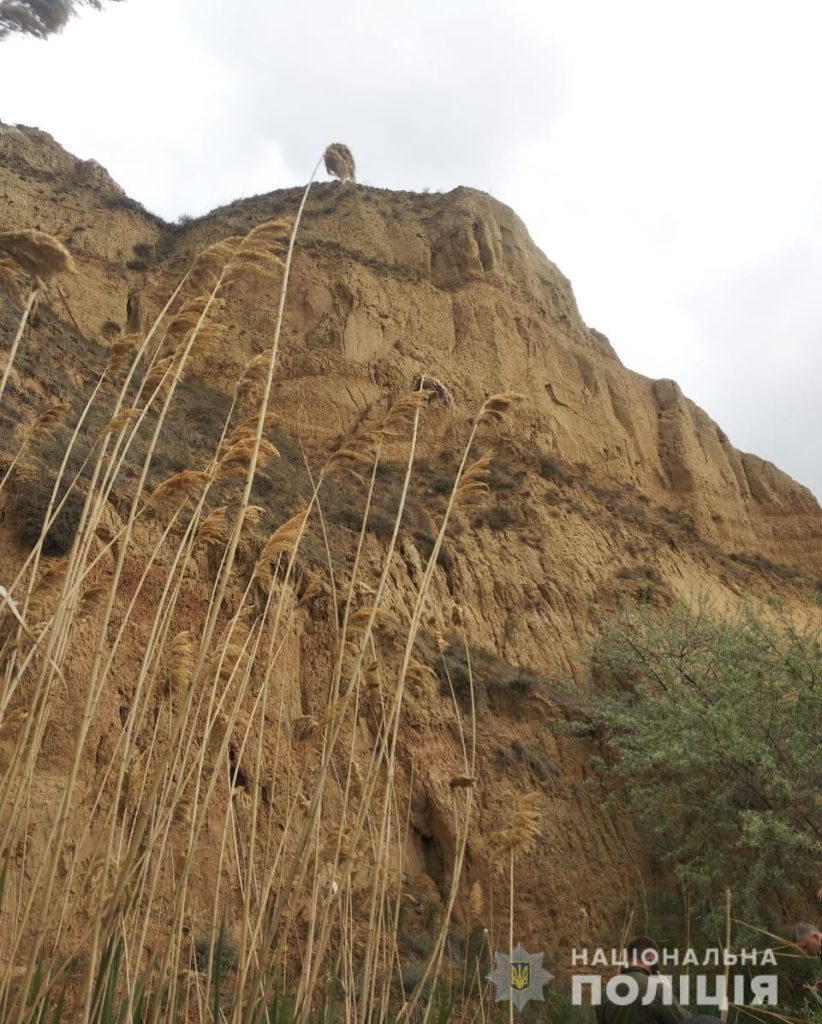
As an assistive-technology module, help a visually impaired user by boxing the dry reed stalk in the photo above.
[306,393,515,1024]
[0,263,201,879]
[145,605,266,1016]
[252,509,309,591]
[223,247,285,285]
[197,155,339,819]
[278,389,431,1021]
[0,286,39,407]
[142,355,176,401]
[7,256,228,1021]
[222,411,281,450]
[65,483,220,975]
[0,231,77,408]
[3,245,192,645]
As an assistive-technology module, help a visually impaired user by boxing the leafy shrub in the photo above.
[193,927,238,979]
[589,599,822,925]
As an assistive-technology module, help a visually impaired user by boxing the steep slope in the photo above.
[1,123,820,985]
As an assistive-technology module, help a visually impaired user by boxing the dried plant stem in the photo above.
[0,285,39,406]
[509,848,515,1024]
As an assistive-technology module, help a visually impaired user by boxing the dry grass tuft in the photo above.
[191,236,244,287]
[224,247,284,284]
[168,296,226,336]
[323,143,357,182]
[0,229,77,281]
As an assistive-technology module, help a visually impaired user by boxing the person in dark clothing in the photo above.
[596,936,686,1024]
[790,922,822,1007]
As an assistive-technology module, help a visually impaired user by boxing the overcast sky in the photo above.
[1,0,820,498]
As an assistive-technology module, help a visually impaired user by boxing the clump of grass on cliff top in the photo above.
[0,144,535,1023]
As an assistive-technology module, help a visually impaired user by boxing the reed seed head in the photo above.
[0,257,26,304]
[454,452,493,506]
[0,230,77,281]
[106,334,140,374]
[323,143,357,182]
[476,391,526,426]
[148,470,212,514]
[197,506,228,547]
[469,881,484,922]
[100,407,142,438]
[169,630,196,695]
[29,401,70,441]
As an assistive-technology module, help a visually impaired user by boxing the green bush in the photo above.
[193,928,238,979]
[589,599,822,925]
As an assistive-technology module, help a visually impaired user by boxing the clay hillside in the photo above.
[0,122,820,1009]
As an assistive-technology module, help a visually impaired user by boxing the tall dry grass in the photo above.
[0,146,528,1023]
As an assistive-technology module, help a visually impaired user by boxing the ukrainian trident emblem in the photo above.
[488,944,553,1010]
[511,960,530,991]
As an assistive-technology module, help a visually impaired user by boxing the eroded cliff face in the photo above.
[1,122,820,971]
[4,122,818,571]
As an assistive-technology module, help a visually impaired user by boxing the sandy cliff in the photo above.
[1,122,820,976]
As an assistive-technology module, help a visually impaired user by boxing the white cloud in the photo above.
[0,0,819,496]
